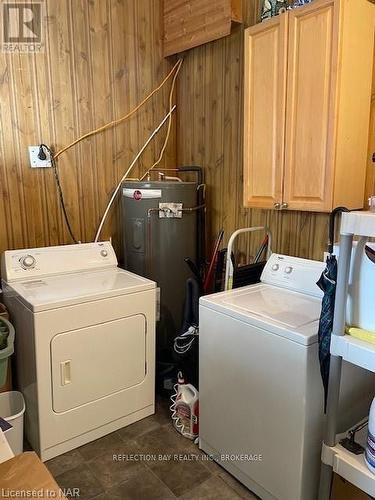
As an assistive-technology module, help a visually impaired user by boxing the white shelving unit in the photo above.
[330,335,375,373]
[319,211,375,499]
[322,424,374,496]
[340,210,375,238]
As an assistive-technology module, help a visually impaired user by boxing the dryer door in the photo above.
[51,314,146,413]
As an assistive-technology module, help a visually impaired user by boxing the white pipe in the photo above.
[94,105,177,242]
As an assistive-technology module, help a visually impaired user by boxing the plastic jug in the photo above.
[170,372,199,440]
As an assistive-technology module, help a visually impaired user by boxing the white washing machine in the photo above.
[1,242,156,461]
[199,253,375,500]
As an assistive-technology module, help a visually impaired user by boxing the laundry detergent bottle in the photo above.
[170,372,199,440]
[365,397,375,474]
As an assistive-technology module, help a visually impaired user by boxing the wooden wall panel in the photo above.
[0,0,176,259]
[177,0,375,262]
[1,0,373,268]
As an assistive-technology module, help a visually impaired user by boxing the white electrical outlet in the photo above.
[28,146,52,168]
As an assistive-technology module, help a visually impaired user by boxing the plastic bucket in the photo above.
[0,391,25,455]
[0,317,15,386]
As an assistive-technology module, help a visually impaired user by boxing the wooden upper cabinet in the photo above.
[243,15,287,209]
[243,0,375,213]
[284,1,337,211]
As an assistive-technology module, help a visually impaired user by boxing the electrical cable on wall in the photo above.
[39,144,79,244]
[41,59,182,244]
[53,59,183,161]
[140,58,182,181]
[94,59,182,241]
[94,105,176,242]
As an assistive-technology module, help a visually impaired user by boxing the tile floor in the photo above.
[45,398,258,500]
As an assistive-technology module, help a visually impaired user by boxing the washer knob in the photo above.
[21,255,36,269]
[100,250,108,257]
[271,264,279,271]
[285,266,293,274]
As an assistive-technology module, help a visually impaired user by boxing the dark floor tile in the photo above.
[134,424,195,457]
[87,444,145,489]
[55,463,104,500]
[192,448,227,475]
[179,475,243,499]
[154,396,172,426]
[218,471,259,499]
[78,431,122,461]
[195,447,259,498]
[92,467,175,500]
[148,454,211,497]
[46,449,85,477]
[118,414,161,441]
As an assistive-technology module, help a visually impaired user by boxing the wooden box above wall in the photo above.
[163,0,242,56]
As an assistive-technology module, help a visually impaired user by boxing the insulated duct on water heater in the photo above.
[121,168,205,368]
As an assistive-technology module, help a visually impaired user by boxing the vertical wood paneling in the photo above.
[1,0,373,266]
[87,0,116,240]
[177,0,375,262]
[70,0,97,243]
[0,0,176,259]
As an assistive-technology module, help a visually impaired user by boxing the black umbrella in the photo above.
[316,207,349,412]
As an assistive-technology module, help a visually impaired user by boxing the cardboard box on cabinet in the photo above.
[331,473,372,500]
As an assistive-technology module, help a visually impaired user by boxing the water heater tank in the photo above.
[122,180,200,361]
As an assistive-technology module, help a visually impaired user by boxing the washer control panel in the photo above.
[19,254,36,270]
[1,242,117,283]
[261,253,325,297]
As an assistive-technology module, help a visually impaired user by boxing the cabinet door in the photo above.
[243,15,288,209]
[283,0,339,212]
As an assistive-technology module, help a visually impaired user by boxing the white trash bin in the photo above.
[0,391,25,455]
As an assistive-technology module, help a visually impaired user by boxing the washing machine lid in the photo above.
[200,284,322,345]
[5,267,155,312]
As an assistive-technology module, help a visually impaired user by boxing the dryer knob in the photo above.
[271,264,279,271]
[100,250,108,257]
[21,255,36,269]
[285,266,293,274]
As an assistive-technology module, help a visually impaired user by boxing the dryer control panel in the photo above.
[1,241,117,282]
[261,254,325,298]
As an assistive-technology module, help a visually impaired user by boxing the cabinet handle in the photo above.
[274,203,281,210]
[281,203,289,209]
